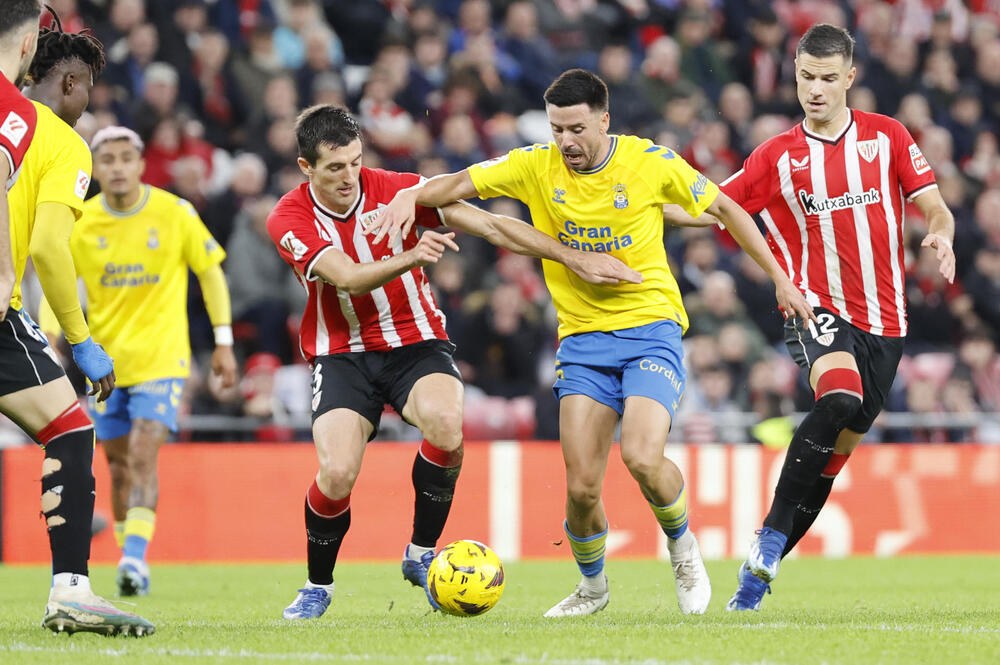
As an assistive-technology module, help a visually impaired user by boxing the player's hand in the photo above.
[71,337,116,401]
[567,251,643,285]
[212,345,238,389]
[409,230,459,267]
[921,233,955,284]
[366,189,418,245]
[775,278,816,324]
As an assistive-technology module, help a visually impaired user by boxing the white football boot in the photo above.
[543,573,609,617]
[667,530,711,614]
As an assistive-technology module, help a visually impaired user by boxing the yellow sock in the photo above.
[649,484,688,539]
[123,507,156,560]
[565,521,607,577]
[113,520,126,549]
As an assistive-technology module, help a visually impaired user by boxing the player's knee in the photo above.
[420,411,464,451]
[107,457,130,487]
[318,460,361,495]
[566,476,602,510]
[814,368,864,428]
[619,437,666,485]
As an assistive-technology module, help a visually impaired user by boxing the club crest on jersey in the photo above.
[358,203,386,228]
[797,188,881,215]
[147,228,159,249]
[612,184,628,209]
[552,188,566,204]
[97,236,108,250]
[857,139,878,163]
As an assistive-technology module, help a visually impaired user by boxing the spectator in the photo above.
[598,43,654,133]
[675,9,733,104]
[500,0,560,104]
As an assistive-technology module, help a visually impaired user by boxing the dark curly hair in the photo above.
[27,8,105,83]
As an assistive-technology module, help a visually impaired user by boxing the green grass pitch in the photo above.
[1,557,998,665]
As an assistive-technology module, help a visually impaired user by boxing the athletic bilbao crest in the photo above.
[857,139,878,163]
[612,183,628,209]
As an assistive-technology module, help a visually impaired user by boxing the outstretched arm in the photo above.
[366,170,479,244]
[663,203,719,228]
[313,229,460,295]
[913,188,956,284]
[441,201,643,285]
[705,192,816,323]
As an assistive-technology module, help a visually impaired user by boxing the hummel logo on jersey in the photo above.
[857,140,878,163]
[790,155,809,170]
[0,111,27,147]
[552,188,566,204]
[797,188,881,215]
[689,174,709,202]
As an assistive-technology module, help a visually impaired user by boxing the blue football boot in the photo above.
[282,586,332,620]
[401,545,440,610]
[726,560,771,611]
[746,527,788,583]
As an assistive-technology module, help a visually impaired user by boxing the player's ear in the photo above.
[600,111,610,133]
[20,29,38,60]
[61,71,75,96]
[138,158,147,178]
[845,65,857,90]
[297,157,313,178]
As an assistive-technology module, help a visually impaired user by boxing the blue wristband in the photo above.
[70,337,113,382]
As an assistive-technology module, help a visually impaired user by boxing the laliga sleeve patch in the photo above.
[0,111,28,148]
[909,143,930,175]
[280,230,309,261]
[74,170,91,199]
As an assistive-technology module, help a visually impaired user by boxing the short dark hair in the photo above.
[796,23,855,62]
[294,105,362,165]
[543,69,609,112]
[28,10,105,83]
[0,0,41,40]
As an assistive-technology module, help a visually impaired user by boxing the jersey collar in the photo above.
[573,135,618,175]
[309,181,364,222]
[801,109,854,145]
[101,185,150,217]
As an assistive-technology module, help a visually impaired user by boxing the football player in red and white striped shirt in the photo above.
[668,24,957,610]
[270,105,641,620]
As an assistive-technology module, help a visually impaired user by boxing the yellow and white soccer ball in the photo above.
[427,540,505,617]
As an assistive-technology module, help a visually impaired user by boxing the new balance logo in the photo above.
[798,188,881,215]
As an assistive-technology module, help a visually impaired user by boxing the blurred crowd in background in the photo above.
[16,0,1000,445]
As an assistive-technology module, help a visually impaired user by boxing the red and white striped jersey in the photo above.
[721,109,937,337]
[267,168,448,360]
[0,75,37,191]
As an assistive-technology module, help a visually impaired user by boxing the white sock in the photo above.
[668,529,694,552]
[579,572,608,595]
[51,573,91,593]
[405,543,434,561]
[304,580,335,593]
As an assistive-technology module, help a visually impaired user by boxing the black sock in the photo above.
[782,475,836,557]
[305,501,350,585]
[42,430,96,576]
[763,393,860,535]
[411,443,461,548]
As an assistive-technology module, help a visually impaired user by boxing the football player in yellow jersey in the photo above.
[40,125,238,597]
[0,10,154,635]
[372,69,815,617]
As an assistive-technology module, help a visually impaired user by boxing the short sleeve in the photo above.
[36,128,92,218]
[720,146,773,215]
[650,148,720,218]
[890,120,937,200]
[267,197,332,280]
[0,81,36,177]
[178,198,227,273]
[467,146,535,201]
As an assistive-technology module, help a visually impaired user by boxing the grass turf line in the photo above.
[1,557,998,665]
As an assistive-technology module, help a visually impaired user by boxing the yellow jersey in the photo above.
[468,134,719,338]
[69,185,226,385]
[7,101,91,310]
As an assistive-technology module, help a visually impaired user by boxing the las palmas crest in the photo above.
[613,183,628,209]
